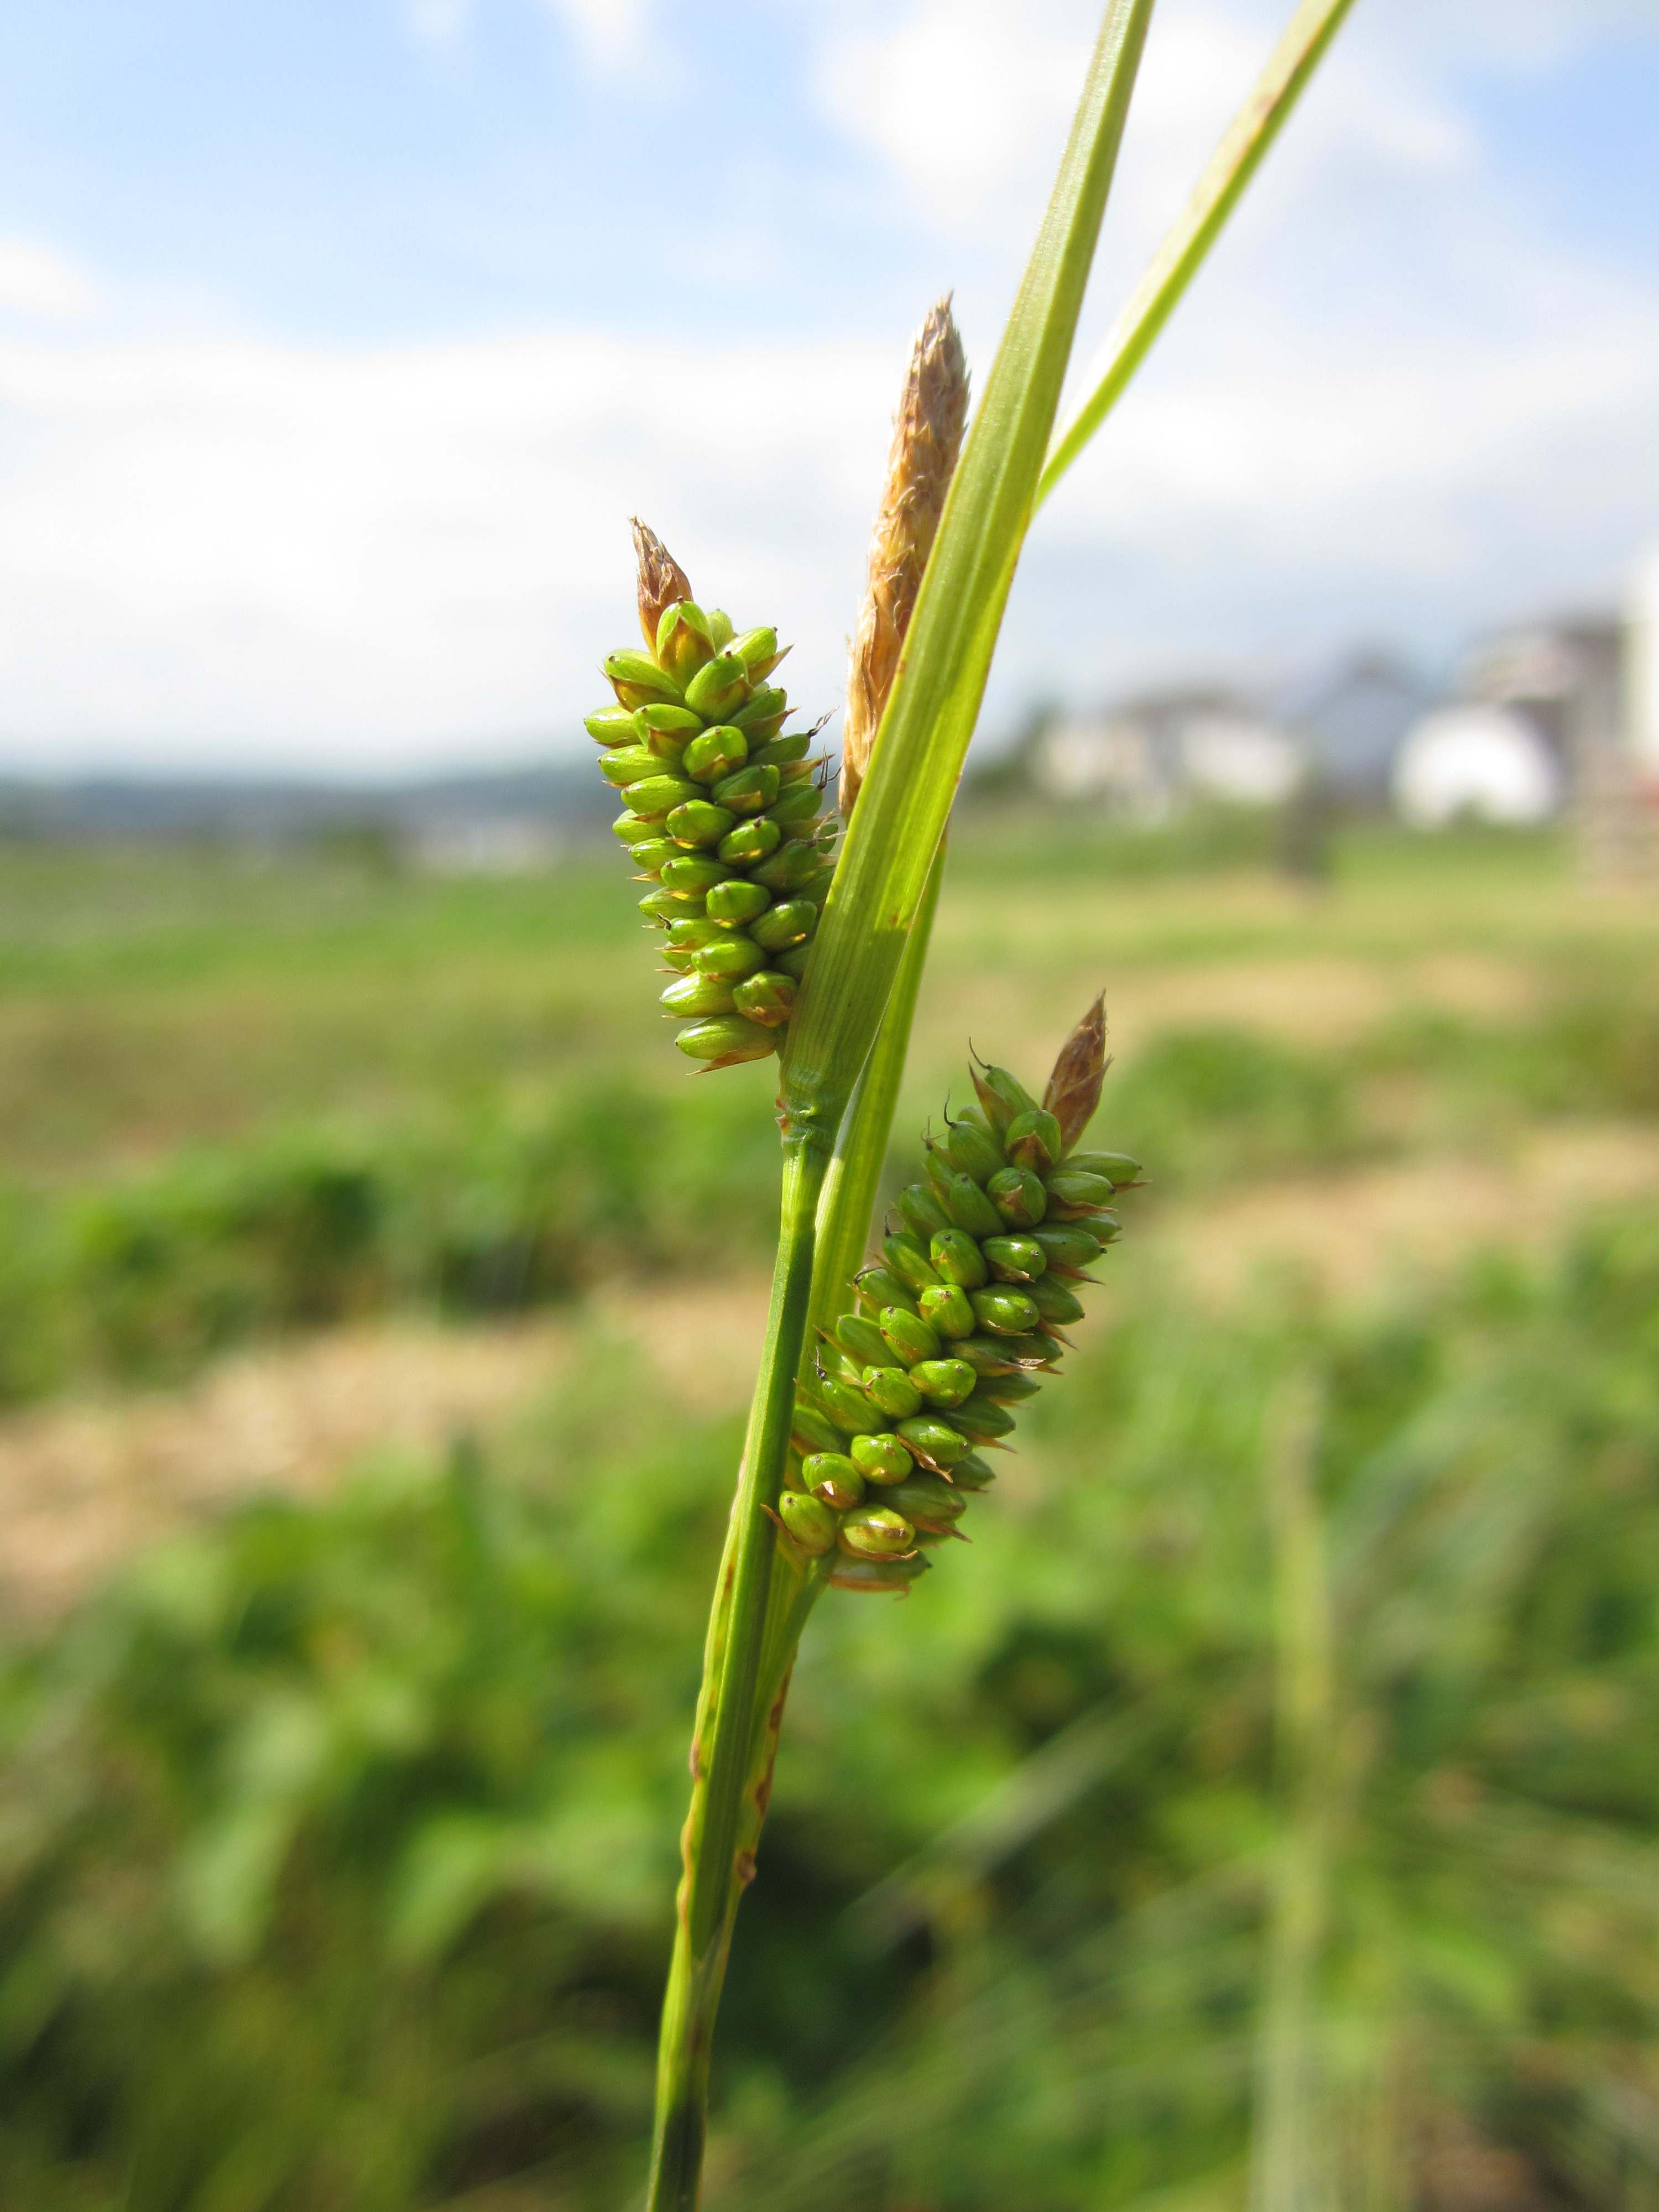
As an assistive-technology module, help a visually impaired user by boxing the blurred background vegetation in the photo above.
[2,812,1658,2208]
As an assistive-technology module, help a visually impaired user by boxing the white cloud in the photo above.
[0,238,97,322]
[404,0,477,50]
[535,0,651,72]
[0,327,897,771]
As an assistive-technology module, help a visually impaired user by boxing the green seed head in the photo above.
[623,773,701,820]
[880,1472,967,1529]
[705,878,770,926]
[660,973,739,1020]
[713,762,781,816]
[951,1452,998,1492]
[682,724,748,784]
[778,1491,838,1556]
[763,780,822,827]
[952,1335,1022,1377]
[802,1452,865,1510]
[862,1365,924,1420]
[776,942,814,981]
[848,1431,912,1485]
[731,624,782,679]
[655,599,717,682]
[895,1415,969,1471]
[813,1374,884,1436]
[1066,1150,1144,1188]
[1043,1168,1117,1217]
[598,743,662,789]
[717,816,781,866]
[1031,1222,1103,1272]
[982,1233,1047,1284]
[909,1357,977,1408]
[660,854,732,898]
[634,701,703,742]
[951,1391,1016,1442]
[639,887,696,921]
[896,1183,952,1239]
[750,729,811,767]
[749,897,815,952]
[970,1285,1041,1337]
[833,1313,892,1369]
[630,836,677,875]
[827,1552,930,1595]
[730,682,789,728]
[880,1306,942,1367]
[692,935,767,980]
[838,1506,915,1560]
[613,810,660,847]
[883,1232,940,1295]
[731,969,795,1027]
[666,800,737,849]
[791,1399,843,1457]
[987,1165,1048,1228]
[706,607,734,649]
[1003,1332,1061,1369]
[945,1118,1005,1183]
[1027,1274,1086,1327]
[750,838,822,893]
[854,1266,918,1317]
[917,1282,976,1339]
[1005,1107,1063,1175]
[585,705,637,745]
[665,916,727,951]
[971,1061,1039,1135]
[983,1370,1042,1406]
[675,1014,775,1067]
[683,649,749,718]
[605,648,684,709]
[928,1155,1004,1239]
[928,1228,988,1290]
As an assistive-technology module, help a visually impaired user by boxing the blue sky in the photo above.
[0,0,1655,774]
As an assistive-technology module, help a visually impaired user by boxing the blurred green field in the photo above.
[2,820,1658,2209]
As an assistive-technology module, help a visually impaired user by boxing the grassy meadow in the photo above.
[2,814,1658,2208]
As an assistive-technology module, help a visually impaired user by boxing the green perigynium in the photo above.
[587,521,838,1071]
[781,998,1141,1592]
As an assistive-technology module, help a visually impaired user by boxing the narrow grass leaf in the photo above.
[781,0,1156,1154]
[1039,0,1357,508]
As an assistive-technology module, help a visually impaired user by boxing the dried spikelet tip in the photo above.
[1044,994,1109,1151]
[630,517,692,652]
[841,297,970,816]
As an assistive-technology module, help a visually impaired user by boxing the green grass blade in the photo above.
[1039,0,1357,508]
[781,0,1156,1150]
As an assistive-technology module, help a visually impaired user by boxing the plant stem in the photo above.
[810,842,946,1343]
[646,1135,830,2212]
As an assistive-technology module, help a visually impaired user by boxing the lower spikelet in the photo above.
[775,998,1142,1591]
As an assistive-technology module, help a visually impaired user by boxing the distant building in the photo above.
[1278,651,1438,802]
[1392,704,1562,827]
[1624,546,1659,781]
[1029,687,1300,817]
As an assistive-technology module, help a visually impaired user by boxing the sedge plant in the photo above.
[575,2,1357,2200]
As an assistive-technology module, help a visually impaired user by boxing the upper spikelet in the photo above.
[840,299,971,818]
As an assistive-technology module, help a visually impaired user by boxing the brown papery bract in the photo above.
[1044,993,1110,1151]
[631,518,693,652]
[840,299,970,818]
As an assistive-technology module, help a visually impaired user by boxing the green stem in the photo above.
[646,1135,829,2212]
[810,841,946,1343]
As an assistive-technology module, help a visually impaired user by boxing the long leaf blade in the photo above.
[1038,0,1357,508]
[781,0,1156,1150]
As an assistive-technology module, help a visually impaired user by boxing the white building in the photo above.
[1392,704,1562,828]
[1029,689,1301,817]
